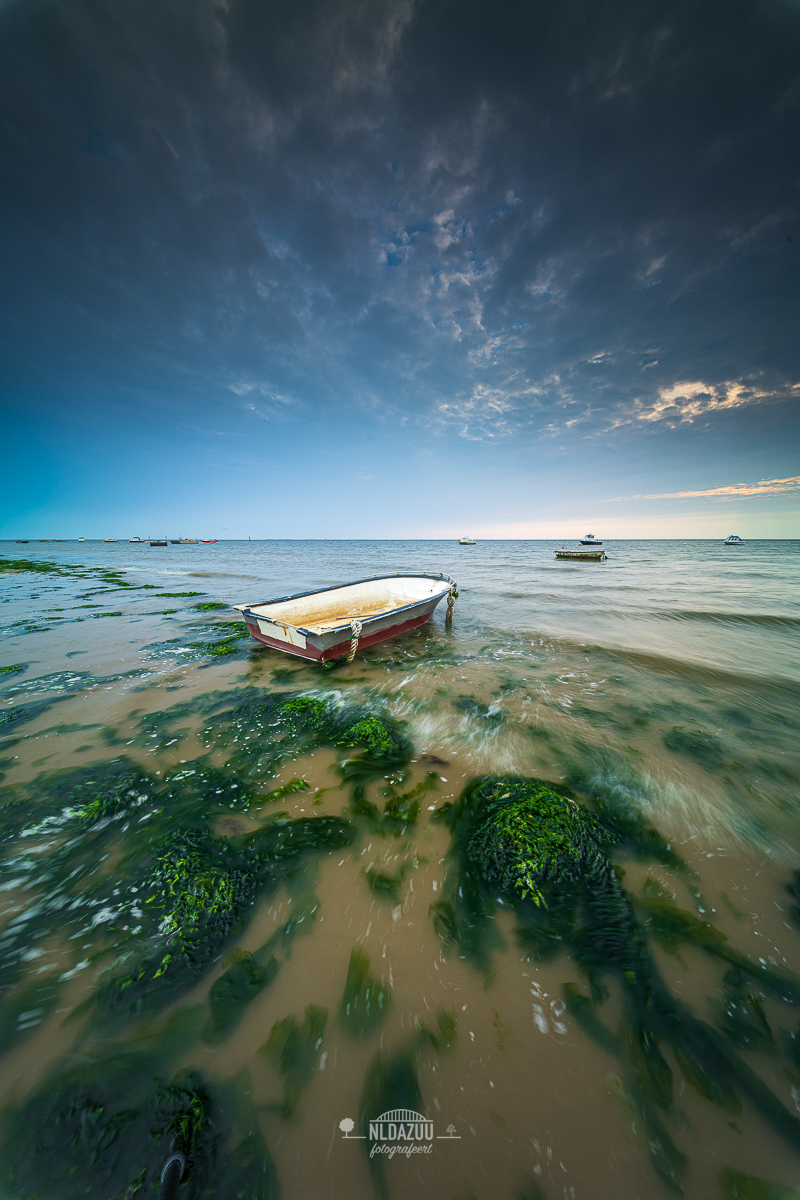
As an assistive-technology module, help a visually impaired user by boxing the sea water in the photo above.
[1,538,799,1200]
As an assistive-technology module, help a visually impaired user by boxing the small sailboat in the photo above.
[579,533,602,545]
[724,534,744,544]
[235,573,456,662]
[458,536,476,545]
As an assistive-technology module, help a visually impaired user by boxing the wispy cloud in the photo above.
[605,476,800,502]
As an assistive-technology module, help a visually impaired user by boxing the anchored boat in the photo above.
[579,533,602,546]
[235,573,457,662]
[458,536,476,546]
[555,547,606,561]
[724,534,744,544]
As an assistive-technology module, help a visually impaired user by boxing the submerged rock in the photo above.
[433,774,800,1195]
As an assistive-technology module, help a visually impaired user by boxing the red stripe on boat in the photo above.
[244,611,432,661]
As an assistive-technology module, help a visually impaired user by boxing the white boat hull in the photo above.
[234,573,456,661]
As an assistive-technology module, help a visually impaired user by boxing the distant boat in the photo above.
[15,540,28,544]
[579,533,603,545]
[78,537,85,542]
[555,546,606,561]
[458,537,476,545]
[129,536,142,543]
[724,534,744,544]
[103,538,117,543]
[235,573,456,662]
[149,539,168,547]
[202,540,218,544]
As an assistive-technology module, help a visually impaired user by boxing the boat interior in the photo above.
[236,576,450,634]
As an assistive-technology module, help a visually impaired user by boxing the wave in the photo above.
[650,609,800,630]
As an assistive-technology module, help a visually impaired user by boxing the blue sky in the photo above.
[1,0,798,538]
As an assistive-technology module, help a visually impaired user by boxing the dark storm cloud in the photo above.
[1,0,798,442]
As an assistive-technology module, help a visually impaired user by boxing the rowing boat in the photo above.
[554,549,606,561]
[234,572,457,662]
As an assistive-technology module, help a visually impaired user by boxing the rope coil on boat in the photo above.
[446,583,458,623]
[346,618,363,662]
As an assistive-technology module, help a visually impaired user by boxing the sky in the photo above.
[0,0,798,539]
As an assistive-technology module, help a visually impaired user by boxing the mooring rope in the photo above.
[346,618,363,662]
[446,583,458,623]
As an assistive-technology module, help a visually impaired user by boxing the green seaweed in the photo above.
[719,1169,800,1199]
[339,947,392,1039]
[663,724,724,768]
[360,1045,424,1200]
[0,1044,278,1200]
[380,771,438,835]
[191,638,239,657]
[433,773,800,1191]
[0,754,352,1016]
[204,951,280,1042]
[364,863,409,900]
[99,816,352,1013]
[0,663,27,678]
[194,601,228,610]
[260,1004,328,1118]
[358,1010,457,1200]
[607,1072,687,1196]
[452,694,505,725]
[262,778,310,803]
[513,1176,547,1200]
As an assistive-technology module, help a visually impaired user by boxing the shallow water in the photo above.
[1,539,800,1200]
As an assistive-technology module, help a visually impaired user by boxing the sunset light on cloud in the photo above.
[606,476,800,502]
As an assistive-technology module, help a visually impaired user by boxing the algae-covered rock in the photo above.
[467,778,601,905]
[433,773,800,1193]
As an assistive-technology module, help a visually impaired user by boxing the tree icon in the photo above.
[446,1124,456,1136]
[339,1117,355,1136]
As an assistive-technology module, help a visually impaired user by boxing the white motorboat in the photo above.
[724,534,744,544]
[579,533,602,545]
[458,536,476,545]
